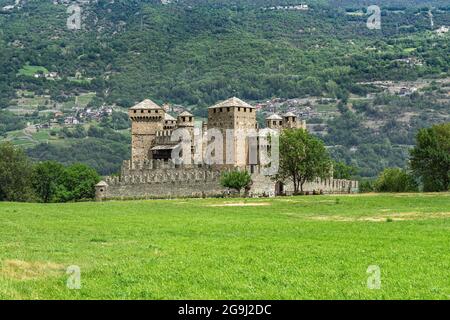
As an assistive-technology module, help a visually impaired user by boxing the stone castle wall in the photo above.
[97,160,226,200]
[96,160,359,201]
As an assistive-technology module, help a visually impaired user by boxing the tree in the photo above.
[374,168,418,193]
[220,170,252,195]
[333,161,358,179]
[31,161,65,203]
[410,123,450,192]
[58,164,100,202]
[277,129,332,194]
[0,142,34,202]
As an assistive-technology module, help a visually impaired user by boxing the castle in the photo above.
[95,97,358,200]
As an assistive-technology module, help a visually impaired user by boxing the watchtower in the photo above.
[266,114,283,129]
[128,99,165,162]
[207,97,257,167]
[282,112,298,129]
[177,111,195,134]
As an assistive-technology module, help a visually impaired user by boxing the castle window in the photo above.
[273,121,276,126]
[238,107,241,112]
[279,121,282,125]
[214,109,216,113]
[244,108,247,112]
[141,110,144,113]
[250,109,253,113]
[189,117,192,121]
[219,108,222,112]
[227,107,230,112]
[134,110,137,113]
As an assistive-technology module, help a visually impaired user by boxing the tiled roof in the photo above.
[266,114,283,120]
[164,113,176,121]
[178,111,193,117]
[209,97,255,109]
[129,99,162,110]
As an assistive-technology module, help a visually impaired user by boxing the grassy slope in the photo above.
[0,193,449,300]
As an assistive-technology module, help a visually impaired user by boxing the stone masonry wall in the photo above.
[97,160,226,200]
[96,160,359,201]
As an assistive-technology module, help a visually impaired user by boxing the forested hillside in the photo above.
[0,0,449,177]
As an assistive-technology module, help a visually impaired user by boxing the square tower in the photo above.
[207,97,257,167]
[129,99,165,162]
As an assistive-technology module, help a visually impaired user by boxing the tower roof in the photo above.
[96,181,108,187]
[130,99,162,110]
[283,112,297,117]
[164,113,176,121]
[266,114,283,120]
[208,97,255,109]
[179,111,193,117]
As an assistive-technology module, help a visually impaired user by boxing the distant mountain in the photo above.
[0,0,448,177]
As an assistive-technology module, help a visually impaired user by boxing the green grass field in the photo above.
[1,193,449,300]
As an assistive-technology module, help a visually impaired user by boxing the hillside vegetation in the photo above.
[0,0,449,176]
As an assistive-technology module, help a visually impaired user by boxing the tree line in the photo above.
[0,142,100,203]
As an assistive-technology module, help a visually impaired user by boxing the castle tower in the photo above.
[129,99,165,162]
[177,111,195,133]
[207,97,257,167]
[282,112,307,130]
[266,114,283,129]
[164,113,177,130]
[282,112,298,129]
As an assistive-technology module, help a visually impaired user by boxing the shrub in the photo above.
[220,170,252,195]
[374,168,418,193]
[31,161,100,203]
[359,180,374,193]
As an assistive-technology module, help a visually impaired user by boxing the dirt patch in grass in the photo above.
[306,212,450,222]
[208,202,271,207]
[392,193,450,197]
[1,259,65,280]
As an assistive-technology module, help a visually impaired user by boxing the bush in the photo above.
[374,168,418,193]
[220,170,252,195]
[359,180,374,193]
[56,164,100,202]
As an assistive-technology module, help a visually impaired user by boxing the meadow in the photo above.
[0,193,449,300]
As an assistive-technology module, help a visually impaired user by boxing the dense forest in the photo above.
[0,0,448,177]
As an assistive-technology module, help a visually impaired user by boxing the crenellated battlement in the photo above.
[108,164,222,187]
[156,130,173,137]
[96,159,359,201]
[121,159,223,172]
